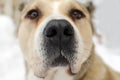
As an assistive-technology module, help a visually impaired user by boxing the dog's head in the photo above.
[18,0,93,78]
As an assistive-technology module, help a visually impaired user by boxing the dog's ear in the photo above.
[84,2,103,44]
[18,2,27,12]
[19,2,25,11]
[18,0,32,12]
[84,2,95,34]
[84,2,95,17]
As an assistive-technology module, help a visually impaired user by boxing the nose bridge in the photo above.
[52,1,61,16]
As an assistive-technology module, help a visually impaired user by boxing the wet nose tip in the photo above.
[43,20,74,38]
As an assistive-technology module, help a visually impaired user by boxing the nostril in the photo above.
[64,27,73,36]
[44,27,57,38]
[43,20,74,38]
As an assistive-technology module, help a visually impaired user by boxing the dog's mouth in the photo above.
[50,53,77,75]
[36,46,81,78]
[34,41,80,78]
[51,55,69,67]
[34,34,81,78]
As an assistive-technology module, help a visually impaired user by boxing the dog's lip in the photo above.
[70,62,81,74]
[50,55,81,75]
[51,55,69,67]
[34,60,80,78]
[34,52,81,78]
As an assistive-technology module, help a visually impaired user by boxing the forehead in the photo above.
[35,0,78,5]
[26,0,86,12]
[22,0,90,21]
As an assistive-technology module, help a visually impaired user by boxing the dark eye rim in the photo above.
[25,9,40,20]
[70,9,85,20]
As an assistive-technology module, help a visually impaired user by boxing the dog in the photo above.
[18,0,120,80]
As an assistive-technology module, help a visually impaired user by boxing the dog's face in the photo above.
[18,0,93,78]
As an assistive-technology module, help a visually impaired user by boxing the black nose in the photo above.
[43,20,74,39]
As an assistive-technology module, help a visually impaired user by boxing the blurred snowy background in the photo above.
[0,0,120,80]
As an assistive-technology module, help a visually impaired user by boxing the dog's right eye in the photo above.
[70,9,85,20]
[26,9,40,20]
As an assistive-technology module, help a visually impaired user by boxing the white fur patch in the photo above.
[45,67,74,80]
[28,69,44,80]
[28,67,74,80]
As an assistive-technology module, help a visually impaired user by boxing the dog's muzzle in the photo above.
[43,20,76,67]
[34,19,79,77]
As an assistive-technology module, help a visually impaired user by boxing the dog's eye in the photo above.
[26,9,39,19]
[70,9,85,20]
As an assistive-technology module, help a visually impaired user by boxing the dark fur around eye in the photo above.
[25,9,40,20]
[70,9,85,20]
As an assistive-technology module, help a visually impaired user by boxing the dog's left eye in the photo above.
[70,9,85,20]
[26,9,39,19]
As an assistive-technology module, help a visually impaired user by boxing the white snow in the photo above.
[93,37,120,72]
[0,15,25,80]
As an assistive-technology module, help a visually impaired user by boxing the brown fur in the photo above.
[85,2,103,44]
[75,48,120,80]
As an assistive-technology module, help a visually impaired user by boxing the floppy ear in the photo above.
[84,2,95,17]
[83,2,95,34]
[19,2,26,11]
[18,1,27,12]
[84,2,103,44]
[18,0,32,11]
[15,1,28,36]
